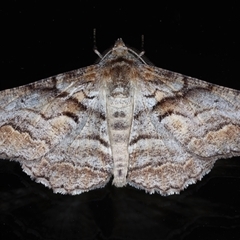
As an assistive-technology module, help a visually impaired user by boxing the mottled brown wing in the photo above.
[127,65,240,195]
[0,66,112,194]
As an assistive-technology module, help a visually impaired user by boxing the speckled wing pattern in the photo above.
[0,39,240,195]
[0,66,113,194]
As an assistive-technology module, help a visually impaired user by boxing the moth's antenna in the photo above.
[93,28,103,58]
[93,28,97,50]
[139,34,145,57]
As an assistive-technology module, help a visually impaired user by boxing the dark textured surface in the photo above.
[0,1,240,240]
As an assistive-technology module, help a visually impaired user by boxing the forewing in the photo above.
[128,65,240,195]
[0,65,112,194]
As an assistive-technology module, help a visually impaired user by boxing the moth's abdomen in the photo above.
[106,97,134,187]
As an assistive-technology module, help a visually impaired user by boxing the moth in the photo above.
[0,39,239,196]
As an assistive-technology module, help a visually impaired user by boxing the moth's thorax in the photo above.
[108,64,132,98]
[103,59,138,101]
[100,38,142,100]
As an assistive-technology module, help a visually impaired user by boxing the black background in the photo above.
[0,1,240,240]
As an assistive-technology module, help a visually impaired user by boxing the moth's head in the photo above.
[99,38,147,65]
[111,38,128,56]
